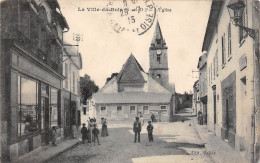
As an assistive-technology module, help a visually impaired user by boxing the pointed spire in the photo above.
[151,20,166,46]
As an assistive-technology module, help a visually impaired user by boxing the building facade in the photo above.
[62,45,82,138]
[83,22,175,123]
[197,53,208,125]
[0,0,69,161]
[89,54,175,123]
[192,80,200,116]
[202,0,260,161]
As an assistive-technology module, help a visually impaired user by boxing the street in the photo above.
[47,109,212,163]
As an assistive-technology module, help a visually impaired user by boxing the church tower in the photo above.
[149,21,169,89]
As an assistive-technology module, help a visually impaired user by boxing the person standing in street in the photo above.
[133,117,142,143]
[88,119,95,142]
[92,124,100,146]
[51,126,57,146]
[81,123,88,144]
[101,118,108,137]
[147,121,153,142]
[151,113,155,122]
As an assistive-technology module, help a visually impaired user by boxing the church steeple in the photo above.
[149,20,169,89]
[151,21,166,48]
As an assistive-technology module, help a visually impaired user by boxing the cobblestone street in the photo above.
[47,109,212,163]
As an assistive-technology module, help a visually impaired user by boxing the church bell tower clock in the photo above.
[149,21,169,89]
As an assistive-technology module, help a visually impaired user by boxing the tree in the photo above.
[80,74,99,104]
[106,73,118,83]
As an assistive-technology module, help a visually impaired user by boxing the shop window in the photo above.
[143,106,149,114]
[50,87,58,127]
[161,105,167,110]
[117,106,122,114]
[130,106,136,115]
[18,76,39,136]
[101,106,107,115]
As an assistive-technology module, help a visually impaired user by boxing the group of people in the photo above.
[81,117,108,146]
[133,117,154,143]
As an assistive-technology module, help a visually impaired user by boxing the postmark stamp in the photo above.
[106,0,156,35]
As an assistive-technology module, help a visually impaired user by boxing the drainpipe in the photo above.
[251,26,259,163]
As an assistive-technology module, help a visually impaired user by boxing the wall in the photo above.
[205,0,255,156]
[94,103,170,123]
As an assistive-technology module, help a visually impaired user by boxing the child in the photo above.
[147,121,153,142]
[51,126,57,146]
[92,124,100,146]
[81,123,88,144]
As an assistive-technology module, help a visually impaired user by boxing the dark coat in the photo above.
[147,124,153,132]
[133,121,141,133]
[92,128,99,135]
[81,126,88,139]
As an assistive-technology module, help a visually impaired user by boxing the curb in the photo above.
[45,140,81,162]
[191,118,216,163]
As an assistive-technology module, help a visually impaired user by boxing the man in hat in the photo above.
[133,117,142,143]
[81,123,88,144]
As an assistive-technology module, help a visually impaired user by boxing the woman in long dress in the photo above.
[101,118,108,137]
[88,119,95,142]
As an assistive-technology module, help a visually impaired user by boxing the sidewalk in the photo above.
[192,117,249,163]
[18,138,80,163]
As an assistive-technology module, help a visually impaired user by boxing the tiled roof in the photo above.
[116,54,145,83]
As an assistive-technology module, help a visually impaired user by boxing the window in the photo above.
[215,50,219,76]
[208,67,210,86]
[101,106,107,115]
[210,63,212,83]
[50,87,58,127]
[65,63,68,89]
[117,106,122,114]
[83,107,87,115]
[73,71,75,93]
[19,2,30,38]
[157,55,161,63]
[213,57,216,79]
[222,34,226,65]
[143,106,149,114]
[228,23,232,57]
[157,74,161,79]
[130,106,136,115]
[239,1,247,43]
[18,76,39,136]
[161,106,167,110]
[241,76,247,96]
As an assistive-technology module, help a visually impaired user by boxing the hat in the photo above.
[148,121,151,123]
[82,123,86,125]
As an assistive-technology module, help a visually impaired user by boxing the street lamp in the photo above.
[227,0,257,38]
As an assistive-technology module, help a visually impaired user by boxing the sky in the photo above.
[58,0,212,94]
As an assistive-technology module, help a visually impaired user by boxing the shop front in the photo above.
[8,49,63,160]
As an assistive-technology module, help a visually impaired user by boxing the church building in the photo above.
[85,21,175,122]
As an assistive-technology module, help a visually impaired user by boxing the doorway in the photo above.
[41,97,50,144]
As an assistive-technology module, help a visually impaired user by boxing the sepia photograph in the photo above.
[0,0,259,162]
